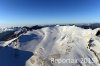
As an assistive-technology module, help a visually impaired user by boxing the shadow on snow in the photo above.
[0,46,33,66]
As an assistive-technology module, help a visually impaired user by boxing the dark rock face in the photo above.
[96,30,100,36]
[30,25,43,30]
[88,39,95,49]
[0,31,15,41]
[23,25,43,31]
[23,26,30,31]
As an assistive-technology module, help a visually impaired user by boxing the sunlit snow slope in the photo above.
[0,25,100,66]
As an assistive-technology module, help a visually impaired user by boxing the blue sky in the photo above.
[0,0,100,27]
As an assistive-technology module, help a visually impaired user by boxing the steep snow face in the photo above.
[1,25,100,66]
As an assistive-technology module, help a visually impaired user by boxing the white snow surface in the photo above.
[0,25,100,66]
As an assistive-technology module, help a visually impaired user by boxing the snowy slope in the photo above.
[0,25,100,66]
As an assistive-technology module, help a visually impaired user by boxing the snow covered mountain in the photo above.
[0,24,100,66]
